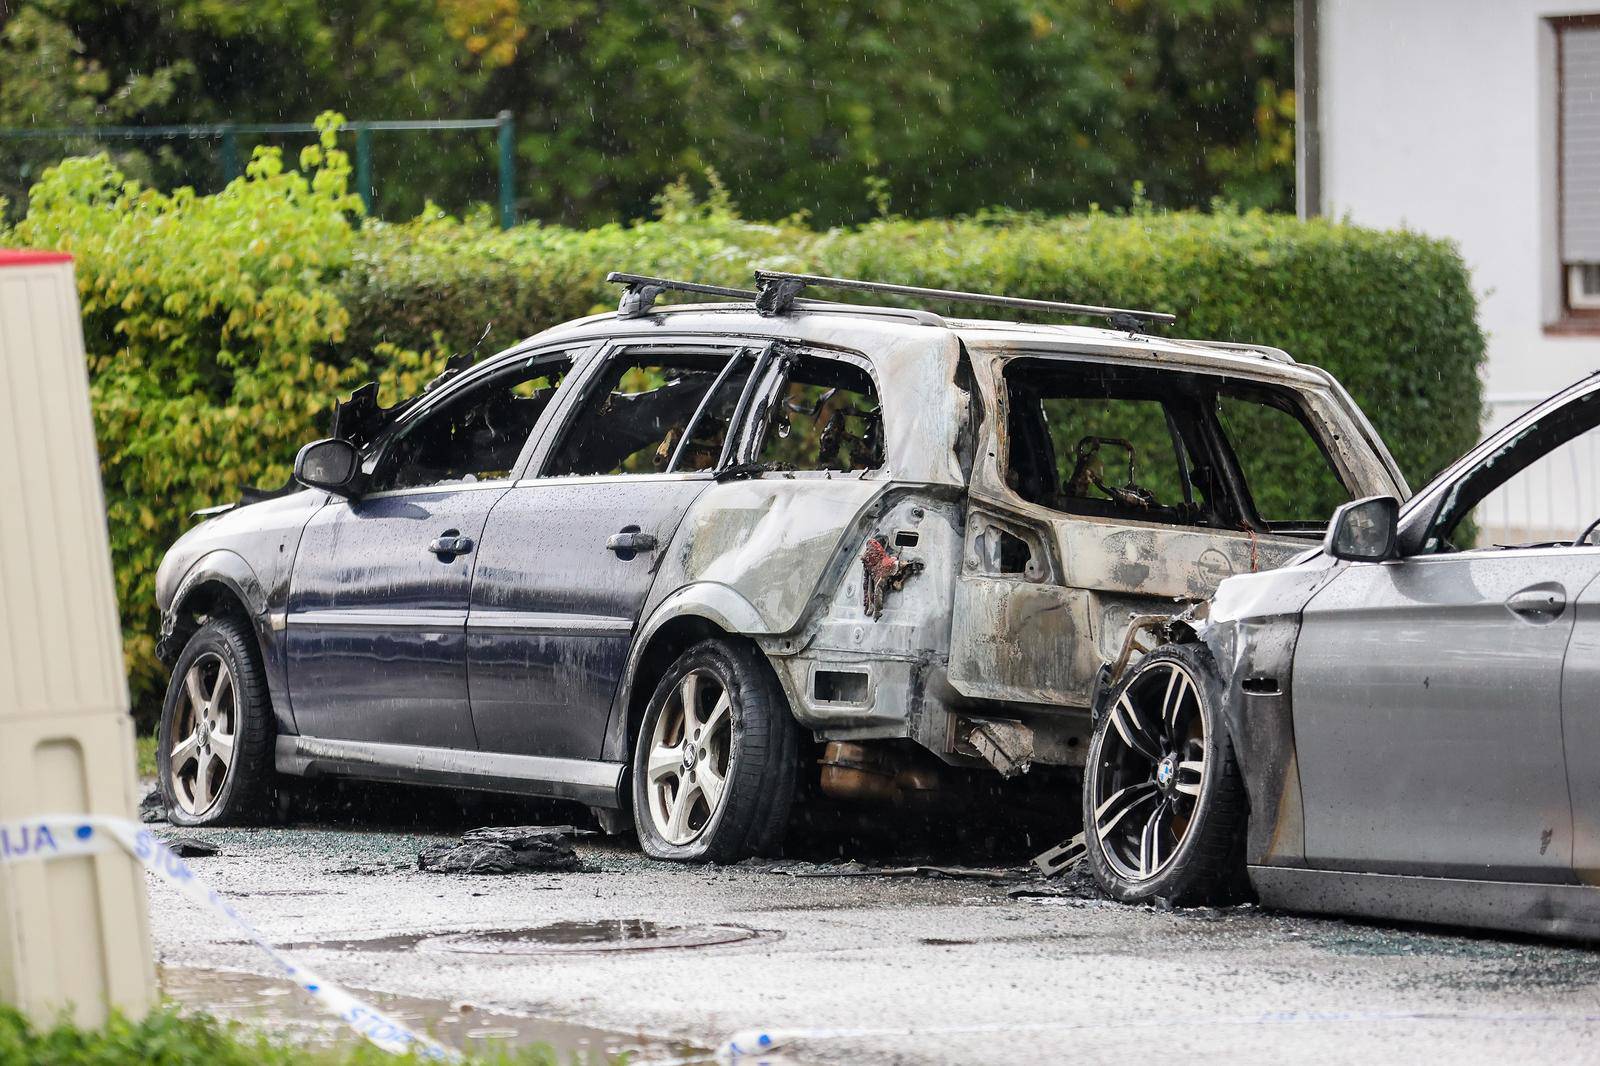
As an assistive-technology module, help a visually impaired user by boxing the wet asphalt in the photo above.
[146,782,1600,1066]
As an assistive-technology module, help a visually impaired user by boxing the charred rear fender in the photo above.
[600,586,766,764]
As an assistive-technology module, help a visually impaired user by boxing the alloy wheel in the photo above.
[645,669,734,845]
[1091,660,1207,882]
[169,652,238,817]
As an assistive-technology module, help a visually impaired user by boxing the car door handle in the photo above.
[606,528,658,557]
[428,530,475,560]
[1507,586,1566,620]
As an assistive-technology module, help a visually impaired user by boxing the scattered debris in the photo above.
[139,788,167,825]
[162,836,219,858]
[958,718,1035,778]
[328,861,411,876]
[766,860,1019,882]
[1032,832,1086,878]
[1013,832,1104,900]
[418,826,583,875]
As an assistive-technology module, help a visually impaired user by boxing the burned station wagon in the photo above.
[152,270,1406,861]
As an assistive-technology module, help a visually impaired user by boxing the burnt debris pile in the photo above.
[418,825,586,875]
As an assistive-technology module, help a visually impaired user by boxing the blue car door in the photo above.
[285,349,576,747]
[465,341,762,759]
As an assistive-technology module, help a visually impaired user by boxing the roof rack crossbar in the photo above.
[606,271,757,318]
[751,269,1177,331]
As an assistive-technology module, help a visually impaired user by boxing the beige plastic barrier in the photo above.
[0,250,154,1025]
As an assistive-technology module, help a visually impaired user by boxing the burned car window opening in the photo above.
[1003,360,1351,537]
[755,355,883,473]
[366,354,571,493]
[542,348,753,477]
[1213,388,1352,532]
[1424,389,1600,553]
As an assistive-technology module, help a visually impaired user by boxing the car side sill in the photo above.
[1249,865,1600,941]
[275,735,625,808]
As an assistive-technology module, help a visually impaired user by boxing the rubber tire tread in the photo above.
[632,639,799,863]
[1084,642,1249,906]
[157,616,276,827]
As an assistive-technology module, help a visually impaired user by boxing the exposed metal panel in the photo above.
[1563,26,1600,261]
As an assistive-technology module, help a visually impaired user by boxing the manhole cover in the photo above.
[421,920,763,956]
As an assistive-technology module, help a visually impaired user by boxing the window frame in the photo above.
[1417,387,1600,554]
[526,338,772,482]
[742,345,886,478]
[996,355,1354,536]
[355,342,592,500]
[1549,14,1600,334]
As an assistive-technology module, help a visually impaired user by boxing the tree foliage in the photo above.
[2,0,1295,226]
[2,114,428,706]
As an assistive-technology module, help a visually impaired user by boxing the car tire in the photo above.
[157,616,276,827]
[632,639,799,863]
[1083,642,1248,905]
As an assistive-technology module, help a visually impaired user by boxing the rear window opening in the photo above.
[1002,359,1351,537]
[755,356,883,473]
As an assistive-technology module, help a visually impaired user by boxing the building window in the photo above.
[1559,18,1600,320]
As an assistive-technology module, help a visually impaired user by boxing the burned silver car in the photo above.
[152,270,1404,861]
[1085,374,1600,938]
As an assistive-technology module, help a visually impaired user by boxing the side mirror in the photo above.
[293,438,361,497]
[1324,495,1400,562]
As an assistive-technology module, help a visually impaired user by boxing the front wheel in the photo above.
[157,616,276,827]
[1083,643,1248,905]
[632,639,798,862]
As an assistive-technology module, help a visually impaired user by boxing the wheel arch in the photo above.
[158,551,267,663]
[603,584,778,766]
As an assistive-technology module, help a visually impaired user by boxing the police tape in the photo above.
[0,815,459,1062]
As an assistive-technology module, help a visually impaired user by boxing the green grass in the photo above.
[0,1006,576,1065]
[135,733,159,780]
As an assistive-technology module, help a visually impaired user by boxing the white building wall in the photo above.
[1320,0,1600,539]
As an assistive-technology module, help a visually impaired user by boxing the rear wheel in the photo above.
[1083,644,1247,905]
[157,616,275,827]
[632,639,798,862]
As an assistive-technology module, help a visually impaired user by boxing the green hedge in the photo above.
[5,155,1484,720]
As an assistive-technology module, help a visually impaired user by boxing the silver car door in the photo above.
[1293,547,1595,878]
[1294,383,1600,880]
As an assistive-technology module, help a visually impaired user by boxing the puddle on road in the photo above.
[160,965,707,1063]
[285,918,777,956]
[433,920,768,956]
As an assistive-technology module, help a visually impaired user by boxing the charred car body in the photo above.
[153,270,1404,861]
[1085,375,1600,939]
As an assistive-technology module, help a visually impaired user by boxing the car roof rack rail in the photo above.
[751,269,1178,331]
[606,272,758,318]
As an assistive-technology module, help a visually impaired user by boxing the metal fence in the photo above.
[0,112,516,228]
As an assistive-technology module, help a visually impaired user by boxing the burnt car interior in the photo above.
[1004,359,1350,536]
[543,348,750,477]
[755,356,882,472]
[367,354,571,491]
